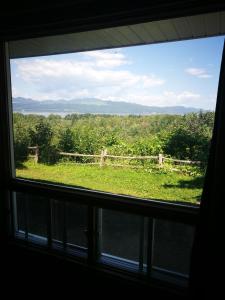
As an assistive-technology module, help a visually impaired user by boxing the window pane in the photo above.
[51,199,64,242]
[14,192,88,252]
[10,36,223,205]
[15,192,26,234]
[152,219,195,276]
[15,192,48,243]
[66,201,88,248]
[100,209,144,269]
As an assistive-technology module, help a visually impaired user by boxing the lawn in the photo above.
[16,161,203,204]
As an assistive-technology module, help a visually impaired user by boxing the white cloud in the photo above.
[185,67,212,78]
[11,50,213,109]
[83,50,130,68]
[93,90,202,107]
[12,55,165,101]
[142,75,165,87]
[176,91,201,100]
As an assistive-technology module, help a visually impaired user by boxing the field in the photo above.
[17,161,203,204]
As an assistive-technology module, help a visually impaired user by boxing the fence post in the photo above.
[158,153,163,166]
[100,150,104,167]
[34,146,39,164]
[100,149,107,167]
[104,149,107,166]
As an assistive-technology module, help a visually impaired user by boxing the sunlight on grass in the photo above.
[16,161,203,204]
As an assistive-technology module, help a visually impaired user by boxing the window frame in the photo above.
[0,17,222,293]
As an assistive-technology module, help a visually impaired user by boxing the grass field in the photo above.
[16,161,203,204]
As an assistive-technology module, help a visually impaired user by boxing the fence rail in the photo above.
[27,146,203,167]
[59,151,202,166]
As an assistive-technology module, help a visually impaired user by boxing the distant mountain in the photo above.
[12,97,205,115]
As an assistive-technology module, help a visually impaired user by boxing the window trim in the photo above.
[0,36,205,219]
[0,22,219,295]
[10,177,199,225]
[10,189,195,293]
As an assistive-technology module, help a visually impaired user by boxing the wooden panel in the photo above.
[9,11,225,59]
[187,14,206,38]
[220,11,225,34]
[97,29,121,47]
[204,12,220,36]
[103,27,131,45]
[172,17,192,39]
[157,19,179,40]
[129,23,154,44]
[118,26,143,44]
[143,21,166,42]
[79,31,107,49]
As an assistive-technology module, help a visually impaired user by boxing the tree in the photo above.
[59,128,75,152]
[29,120,53,163]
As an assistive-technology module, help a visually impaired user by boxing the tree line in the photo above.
[13,111,214,166]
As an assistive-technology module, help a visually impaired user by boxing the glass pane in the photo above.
[100,209,143,267]
[15,192,48,242]
[152,219,195,276]
[51,199,88,252]
[14,192,88,251]
[66,201,88,248]
[10,36,223,205]
[51,199,64,242]
[15,192,26,233]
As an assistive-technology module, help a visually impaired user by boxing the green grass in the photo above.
[16,161,203,204]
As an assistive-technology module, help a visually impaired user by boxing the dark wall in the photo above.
[2,243,188,298]
[1,0,225,297]
[1,0,225,39]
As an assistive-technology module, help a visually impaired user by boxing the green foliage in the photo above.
[28,119,54,163]
[164,112,214,161]
[13,112,214,168]
[29,120,53,147]
[59,128,75,152]
[13,121,30,163]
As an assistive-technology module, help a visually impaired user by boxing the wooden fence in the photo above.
[28,146,202,167]
[59,150,202,167]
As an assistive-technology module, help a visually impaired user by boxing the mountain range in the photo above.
[12,97,205,115]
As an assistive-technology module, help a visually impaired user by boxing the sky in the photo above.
[10,35,225,110]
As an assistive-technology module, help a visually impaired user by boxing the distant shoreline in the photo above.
[12,97,208,116]
[13,110,201,117]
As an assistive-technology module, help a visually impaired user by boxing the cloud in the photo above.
[83,50,130,68]
[92,89,202,108]
[185,67,212,78]
[11,50,212,108]
[142,75,165,87]
[176,91,201,100]
[12,53,165,101]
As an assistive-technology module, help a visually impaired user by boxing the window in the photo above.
[2,11,225,292]
[10,36,223,205]
[12,191,195,286]
[14,192,88,256]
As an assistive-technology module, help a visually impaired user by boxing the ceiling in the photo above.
[1,1,225,40]
[9,10,225,59]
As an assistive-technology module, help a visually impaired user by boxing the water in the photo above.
[14,111,74,117]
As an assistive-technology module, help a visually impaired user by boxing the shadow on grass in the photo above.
[163,176,204,202]
[15,161,28,170]
[163,176,204,190]
[17,176,95,192]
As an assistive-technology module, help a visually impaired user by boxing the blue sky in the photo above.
[10,35,224,109]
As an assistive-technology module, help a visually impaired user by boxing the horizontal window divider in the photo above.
[10,177,198,225]
[99,253,140,273]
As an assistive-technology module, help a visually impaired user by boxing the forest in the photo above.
[13,111,214,203]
